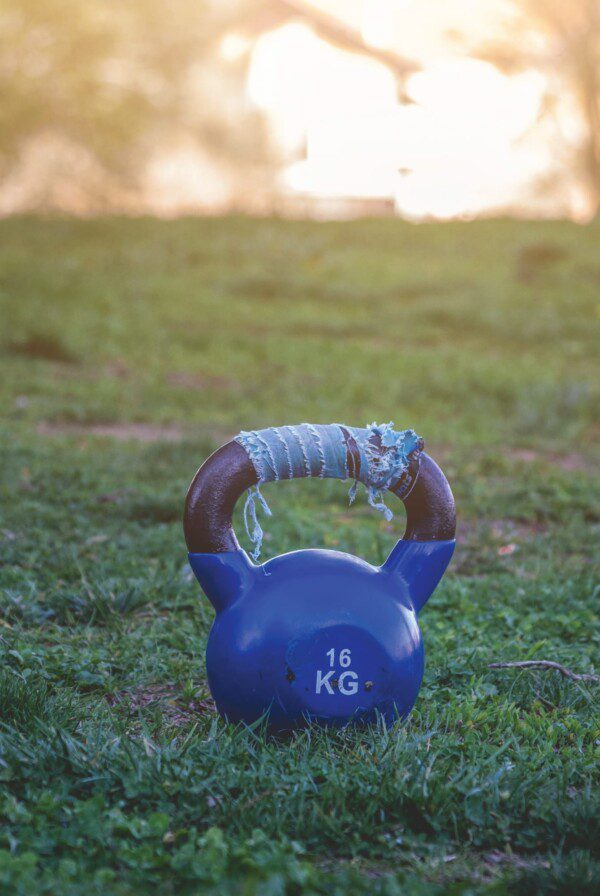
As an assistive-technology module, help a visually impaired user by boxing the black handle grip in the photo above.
[184,440,456,554]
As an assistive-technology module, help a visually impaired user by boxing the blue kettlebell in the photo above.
[184,423,455,732]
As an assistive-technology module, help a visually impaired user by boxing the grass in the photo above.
[0,215,598,895]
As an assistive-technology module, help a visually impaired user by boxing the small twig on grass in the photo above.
[488,660,599,682]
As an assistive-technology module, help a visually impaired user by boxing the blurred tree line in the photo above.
[474,0,600,217]
[0,0,275,209]
[0,0,598,216]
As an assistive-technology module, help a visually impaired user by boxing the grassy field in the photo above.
[0,216,598,894]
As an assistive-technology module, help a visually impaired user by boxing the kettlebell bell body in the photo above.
[185,424,455,732]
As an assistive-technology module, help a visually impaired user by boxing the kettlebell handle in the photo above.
[184,439,455,554]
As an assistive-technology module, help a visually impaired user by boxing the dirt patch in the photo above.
[457,518,548,544]
[104,360,129,379]
[516,241,568,284]
[105,683,215,726]
[510,448,593,473]
[37,421,185,442]
[488,519,548,540]
[8,333,78,364]
[484,850,549,872]
[167,371,236,391]
[453,518,548,575]
[97,488,135,504]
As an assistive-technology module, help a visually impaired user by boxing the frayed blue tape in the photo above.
[235,422,422,559]
[241,485,272,561]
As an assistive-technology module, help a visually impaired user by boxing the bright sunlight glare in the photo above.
[246,11,547,218]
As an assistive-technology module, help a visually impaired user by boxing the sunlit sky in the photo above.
[227,0,569,218]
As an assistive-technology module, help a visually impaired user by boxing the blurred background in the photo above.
[1,0,599,221]
[0,7,599,891]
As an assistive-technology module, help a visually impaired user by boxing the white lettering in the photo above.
[315,670,335,694]
[338,671,358,695]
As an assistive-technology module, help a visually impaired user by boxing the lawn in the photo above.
[0,215,598,895]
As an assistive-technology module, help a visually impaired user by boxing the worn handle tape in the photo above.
[234,423,423,560]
